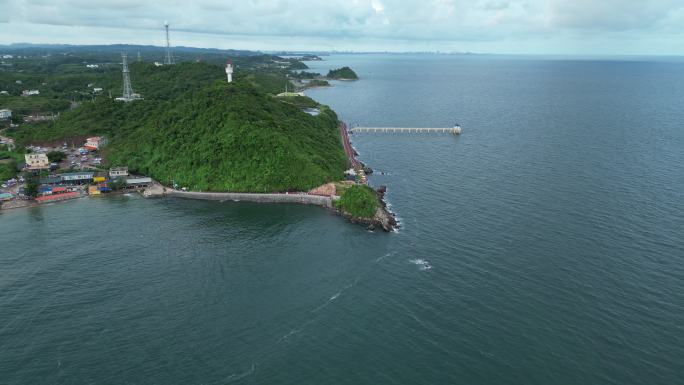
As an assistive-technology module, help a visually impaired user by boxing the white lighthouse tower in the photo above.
[225,60,233,83]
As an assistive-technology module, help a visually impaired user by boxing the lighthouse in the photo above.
[225,60,233,83]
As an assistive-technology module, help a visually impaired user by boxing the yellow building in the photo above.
[88,186,101,195]
[24,153,49,170]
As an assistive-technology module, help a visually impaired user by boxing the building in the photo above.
[0,91,9,95]
[60,172,94,184]
[277,91,305,97]
[0,192,13,201]
[39,176,62,186]
[21,89,40,96]
[35,192,79,203]
[24,153,49,170]
[93,87,103,93]
[126,177,152,189]
[109,166,129,178]
[225,60,233,83]
[84,136,108,151]
[86,64,99,69]
[0,109,11,120]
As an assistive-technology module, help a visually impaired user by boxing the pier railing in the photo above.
[350,127,461,134]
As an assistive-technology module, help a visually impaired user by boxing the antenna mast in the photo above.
[164,21,174,65]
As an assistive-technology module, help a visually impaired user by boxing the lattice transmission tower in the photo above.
[121,52,133,101]
[164,21,174,65]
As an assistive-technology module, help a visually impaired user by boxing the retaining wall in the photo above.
[168,190,334,208]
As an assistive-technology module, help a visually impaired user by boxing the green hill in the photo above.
[107,82,347,192]
[327,67,358,80]
[10,62,348,192]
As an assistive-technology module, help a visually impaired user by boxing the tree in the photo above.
[109,177,127,191]
[24,172,39,198]
[47,150,66,163]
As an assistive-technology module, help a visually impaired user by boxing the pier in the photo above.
[350,126,461,134]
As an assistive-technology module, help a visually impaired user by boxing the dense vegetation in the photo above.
[305,79,331,87]
[0,162,16,180]
[336,185,378,218]
[0,145,23,180]
[277,95,320,109]
[327,67,358,80]
[4,60,348,192]
[0,46,355,192]
[106,82,347,192]
[0,44,309,120]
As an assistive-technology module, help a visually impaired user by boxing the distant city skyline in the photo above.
[1,0,683,55]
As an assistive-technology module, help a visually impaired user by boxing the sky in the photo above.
[1,0,683,55]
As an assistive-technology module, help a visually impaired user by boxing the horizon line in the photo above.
[1,42,683,58]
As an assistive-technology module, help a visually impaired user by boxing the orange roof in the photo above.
[35,192,79,202]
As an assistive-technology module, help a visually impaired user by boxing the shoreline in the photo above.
[2,185,396,232]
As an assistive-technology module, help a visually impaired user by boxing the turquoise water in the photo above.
[2,54,684,384]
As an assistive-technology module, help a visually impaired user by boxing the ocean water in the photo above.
[1,54,683,384]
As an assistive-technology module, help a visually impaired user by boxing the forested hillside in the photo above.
[106,82,347,192]
[7,61,347,192]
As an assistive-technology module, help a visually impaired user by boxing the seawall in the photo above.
[167,190,335,208]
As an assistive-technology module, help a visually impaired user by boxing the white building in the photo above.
[93,87,103,93]
[22,89,40,96]
[109,166,129,178]
[84,136,108,150]
[225,61,233,83]
[0,109,11,120]
[86,64,99,68]
[25,153,50,170]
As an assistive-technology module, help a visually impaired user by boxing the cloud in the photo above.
[545,0,683,30]
[1,0,683,54]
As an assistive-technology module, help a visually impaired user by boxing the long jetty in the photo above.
[168,190,335,208]
[350,126,461,134]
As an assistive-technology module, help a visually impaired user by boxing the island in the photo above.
[326,66,359,80]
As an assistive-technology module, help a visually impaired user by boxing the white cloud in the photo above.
[1,0,683,54]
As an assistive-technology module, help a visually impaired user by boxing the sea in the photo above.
[1,54,683,384]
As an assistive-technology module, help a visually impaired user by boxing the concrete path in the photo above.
[167,189,335,208]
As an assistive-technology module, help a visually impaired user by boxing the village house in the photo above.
[21,89,40,96]
[109,166,129,178]
[0,109,11,120]
[84,136,108,151]
[24,153,49,170]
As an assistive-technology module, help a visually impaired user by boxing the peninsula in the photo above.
[0,45,393,230]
